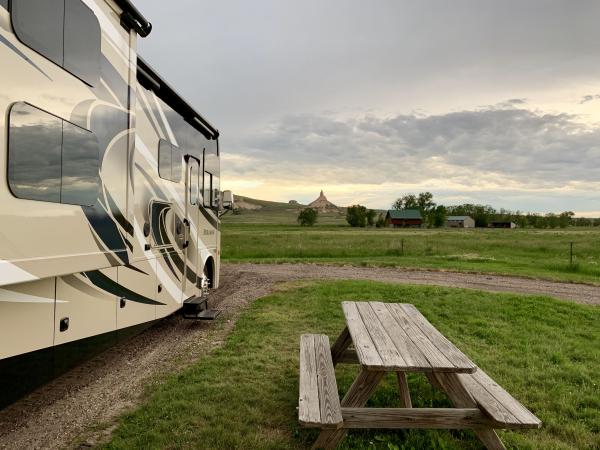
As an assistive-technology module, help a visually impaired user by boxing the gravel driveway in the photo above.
[0,263,596,449]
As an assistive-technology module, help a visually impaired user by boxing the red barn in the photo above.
[386,209,423,228]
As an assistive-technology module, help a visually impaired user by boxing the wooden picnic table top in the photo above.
[341,301,477,373]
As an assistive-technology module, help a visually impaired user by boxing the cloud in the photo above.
[579,94,600,104]
[222,101,600,210]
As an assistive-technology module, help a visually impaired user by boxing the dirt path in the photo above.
[234,263,600,306]
[0,263,596,450]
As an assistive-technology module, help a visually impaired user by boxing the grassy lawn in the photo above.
[105,281,599,449]
[221,224,600,284]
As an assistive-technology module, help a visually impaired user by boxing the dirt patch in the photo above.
[233,263,600,306]
[0,263,596,450]
[0,268,273,450]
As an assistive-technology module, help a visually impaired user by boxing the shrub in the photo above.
[297,208,318,226]
[347,205,369,227]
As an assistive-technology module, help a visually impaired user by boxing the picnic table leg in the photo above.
[425,372,443,391]
[312,368,385,450]
[433,373,506,450]
[330,326,352,366]
[396,372,412,408]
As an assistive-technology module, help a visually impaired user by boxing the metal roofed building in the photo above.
[446,215,475,228]
[386,209,423,228]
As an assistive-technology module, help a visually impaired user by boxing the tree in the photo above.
[375,213,386,228]
[558,211,574,228]
[297,208,318,226]
[346,205,368,227]
[393,192,437,226]
[417,192,435,214]
[367,209,377,226]
[429,205,447,228]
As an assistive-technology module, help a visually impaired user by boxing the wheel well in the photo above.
[204,257,215,288]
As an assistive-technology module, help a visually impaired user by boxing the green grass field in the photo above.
[105,281,600,449]
[221,224,600,284]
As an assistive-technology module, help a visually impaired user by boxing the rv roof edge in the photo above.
[137,56,220,140]
[113,0,152,37]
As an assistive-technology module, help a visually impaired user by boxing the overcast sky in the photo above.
[137,0,600,215]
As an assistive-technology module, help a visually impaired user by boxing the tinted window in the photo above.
[61,121,100,206]
[11,0,100,86]
[8,102,100,206]
[158,139,172,180]
[203,172,212,207]
[171,147,182,183]
[158,139,182,182]
[11,0,64,66]
[64,0,101,86]
[211,175,220,208]
[190,164,198,205]
[8,103,62,203]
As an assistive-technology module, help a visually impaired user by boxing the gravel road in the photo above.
[234,263,600,306]
[0,263,596,449]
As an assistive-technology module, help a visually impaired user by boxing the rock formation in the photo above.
[308,190,340,213]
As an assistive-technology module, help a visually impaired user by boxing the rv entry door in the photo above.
[183,156,201,299]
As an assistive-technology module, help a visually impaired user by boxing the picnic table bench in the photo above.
[299,301,541,449]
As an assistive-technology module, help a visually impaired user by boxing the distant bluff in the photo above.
[308,190,341,213]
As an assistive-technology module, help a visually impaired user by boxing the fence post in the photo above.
[570,242,574,266]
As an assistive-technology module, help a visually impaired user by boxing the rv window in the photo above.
[63,0,101,86]
[158,139,182,182]
[158,139,172,181]
[11,0,100,86]
[8,103,62,203]
[8,103,100,206]
[212,175,220,208]
[11,0,64,67]
[171,147,182,183]
[190,164,199,205]
[203,172,212,208]
[61,121,100,206]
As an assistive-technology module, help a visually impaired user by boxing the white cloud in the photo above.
[223,102,600,212]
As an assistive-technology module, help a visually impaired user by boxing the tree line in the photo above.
[389,192,598,229]
[297,192,598,228]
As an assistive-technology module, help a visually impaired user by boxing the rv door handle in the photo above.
[183,218,190,248]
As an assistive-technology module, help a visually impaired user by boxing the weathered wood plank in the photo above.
[435,372,507,449]
[385,303,457,371]
[299,334,321,426]
[458,373,521,427]
[314,368,385,449]
[369,302,431,370]
[463,370,542,428]
[342,302,384,368]
[425,372,443,391]
[396,372,412,408]
[473,430,507,450]
[341,407,493,429]
[315,335,343,427]
[330,326,352,366]
[355,302,407,369]
[341,368,385,407]
[400,304,477,372]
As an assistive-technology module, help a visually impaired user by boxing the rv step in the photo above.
[183,296,208,306]
[182,296,208,319]
[184,309,221,320]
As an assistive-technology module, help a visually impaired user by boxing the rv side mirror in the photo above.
[222,190,234,210]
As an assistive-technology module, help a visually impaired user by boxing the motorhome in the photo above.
[0,0,227,407]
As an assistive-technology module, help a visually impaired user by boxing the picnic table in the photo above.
[299,301,541,450]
